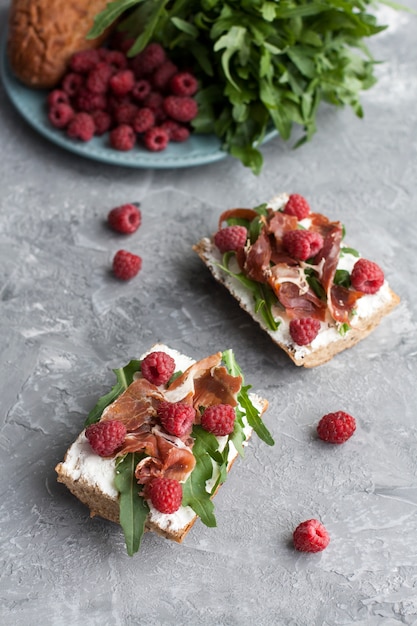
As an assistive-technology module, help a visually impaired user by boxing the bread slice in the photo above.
[56,344,269,546]
[193,193,400,368]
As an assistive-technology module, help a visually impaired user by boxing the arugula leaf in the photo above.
[341,246,360,258]
[334,269,351,288]
[84,360,141,427]
[114,453,149,556]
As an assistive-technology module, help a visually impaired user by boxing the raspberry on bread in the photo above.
[55,344,271,555]
[193,192,401,368]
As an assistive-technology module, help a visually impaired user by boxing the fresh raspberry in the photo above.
[283,194,311,220]
[170,72,198,96]
[66,112,95,141]
[85,420,127,457]
[157,401,196,437]
[141,351,176,386]
[70,49,100,73]
[75,88,107,112]
[163,96,198,122]
[48,103,74,129]
[101,49,128,71]
[160,120,190,142]
[131,43,166,78]
[143,92,166,122]
[113,102,138,126]
[214,225,248,253]
[317,411,356,444]
[109,70,135,96]
[131,79,152,103]
[201,404,236,437]
[152,60,178,91]
[109,125,136,151]
[143,127,170,152]
[108,203,142,234]
[350,258,384,294]
[47,89,69,108]
[132,107,155,133]
[293,519,330,553]
[282,229,324,261]
[92,110,112,136]
[146,477,182,514]
[289,317,321,346]
[61,72,83,97]
[112,249,142,280]
[86,62,113,94]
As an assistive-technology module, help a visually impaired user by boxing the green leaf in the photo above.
[341,246,360,257]
[114,453,149,557]
[334,269,351,288]
[87,0,144,39]
[239,385,274,446]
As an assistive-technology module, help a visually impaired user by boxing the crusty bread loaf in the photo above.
[193,194,400,368]
[7,0,113,89]
[56,344,269,544]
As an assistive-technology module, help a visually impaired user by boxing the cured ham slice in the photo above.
[100,378,164,431]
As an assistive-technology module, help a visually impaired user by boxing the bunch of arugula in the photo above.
[84,350,273,555]
[89,0,390,173]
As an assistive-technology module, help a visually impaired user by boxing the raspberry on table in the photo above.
[146,477,183,514]
[48,103,74,129]
[112,249,142,280]
[289,317,321,346]
[170,72,198,97]
[157,401,196,438]
[85,420,127,457]
[283,229,324,261]
[350,258,384,294]
[109,125,136,151]
[214,225,248,253]
[108,203,142,234]
[109,70,135,96]
[317,411,356,444]
[66,112,95,141]
[47,89,70,108]
[92,110,112,136]
[283,194,311,220]
[201,404,236,437]
[141,351,176,386]
[163,95,198,122]
[293,519,330,553]
[143,127,170,152]
[70,49,100,73]
[132,107,156,133]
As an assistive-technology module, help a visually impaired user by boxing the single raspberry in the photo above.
[283,229,324,261]
[152,60,178,91]
[61,72,83,97]
[141,351,176,386]
[214,225,248,253]
[131,79,152,103]
[160,120,190,142]
[113,102,138,126]
[108,203,142,234]
[163,96,198,122]
[112,249,142,280]
[143,92,166,121]
[92,110,112,136]
[293,519,330,553]
[283,194,311,220]
[146,477,182,514]
[131,43,166,78]
[109,69,135,96]
[109,125,136,151]
[132,107,155,133]
[66,112,95,141]
[143,127,170,152]
[101,49,128,71]
[201,404,236,437]
[75,88,107,112]
[317,411,356,444]
[169,72,198,96]
[86,62,113,94]
[70,49,100,73]
[48,103,74,129]
[47,89,69,108]
[85,420,127,457]
[157,401,196,437]
[289,317,321,346]
[350,258,384,294]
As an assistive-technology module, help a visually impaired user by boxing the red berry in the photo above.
[214,225,248,253]
[47,89,69,108]
[160,120,190,142]
[143,127,170,152]
[152,60,178,91]
[61,72,83,97]
[201,404,236,437]
[112,249,142,280]
[157,401,196,437]
[101,49,128,71]
[147,477,182,514]
[283,194,311,220]
[113,102,138,126]
[109,69,135,96]
[109,125,136,151]
[131,79,152,102]
[289,317,321,346]
[350,258,384,294]
[75,88,107,112]
[85,420,127,457]
[66,112,95,141]
[132,107,155,133]
[48,103,74,129]
[283,229,323,261]
[108,203,141,234]
[92,110,112,136]
[317,411,356,444]
[163,95,198,122]
[86,62,113,94]
[293,519,330,553]
[170,72,198,96]
[141,351,176,386]
[131,43,167,78]
[70,49,100,73]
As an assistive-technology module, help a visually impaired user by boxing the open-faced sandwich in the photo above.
[193,193,400,368]
[56,344,272,555]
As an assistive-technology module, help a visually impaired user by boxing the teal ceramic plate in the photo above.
[0,29,278,169]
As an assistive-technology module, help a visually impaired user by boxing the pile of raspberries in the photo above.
[46,40,199,153]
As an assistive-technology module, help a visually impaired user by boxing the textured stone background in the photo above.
[1,2,417,625]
